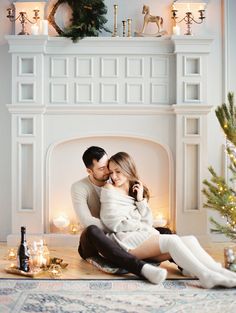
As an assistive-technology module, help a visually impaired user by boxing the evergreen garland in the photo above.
[202,92,236,240]
[48,0,111,42]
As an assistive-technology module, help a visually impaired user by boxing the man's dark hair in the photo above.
[82,146,107,169]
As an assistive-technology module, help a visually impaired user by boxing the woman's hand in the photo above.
[132,181,144,202]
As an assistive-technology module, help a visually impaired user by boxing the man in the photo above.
[71,146,173,281]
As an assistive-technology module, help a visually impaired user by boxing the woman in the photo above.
[100,152,236,288]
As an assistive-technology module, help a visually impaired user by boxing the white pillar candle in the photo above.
[31,24,39,35]
[40,20,48,35]
[173,25,180,36]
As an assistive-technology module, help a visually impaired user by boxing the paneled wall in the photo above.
[1,0,235,241]
[6,36,212,245]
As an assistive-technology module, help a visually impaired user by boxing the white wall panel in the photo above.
[1,0,234,242]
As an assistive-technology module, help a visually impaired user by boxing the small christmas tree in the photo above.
[202,92,236,240]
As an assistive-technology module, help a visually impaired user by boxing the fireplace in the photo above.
[6,36,212,245]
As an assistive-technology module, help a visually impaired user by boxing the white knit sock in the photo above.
[159,235,236,288]
[141,264,167,284]
[181,236,236,279]
[181,269,195,278]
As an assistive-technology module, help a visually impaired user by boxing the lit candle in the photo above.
[42,257,47,266]
[70,223,79,234]
[173,25,180,36]
[40,20,48,35]
[154,214,167,227]
[37,254,43,267]
[31,24,39,35]
[53,214,70,229]
[49,264,62,277]
[8,248,16,260]
[199,4,205,11]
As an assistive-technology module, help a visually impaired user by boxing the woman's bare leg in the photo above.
[129,235,169,260]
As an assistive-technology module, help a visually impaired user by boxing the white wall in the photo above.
[228,1,236,94]
[0,0,12,241]
[0,0,234,241]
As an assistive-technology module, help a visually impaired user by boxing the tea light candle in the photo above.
[8,248,16,260]
[173,25,180,36]
[53,214,70,229]
[31,24,39,35]
[48,264,62,278]
[70,224,79,235]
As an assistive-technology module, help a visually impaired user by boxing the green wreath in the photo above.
[48,0,111,42]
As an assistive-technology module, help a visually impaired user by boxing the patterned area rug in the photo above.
[1,279,236,313]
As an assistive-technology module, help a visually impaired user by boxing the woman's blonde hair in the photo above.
[109,152,150,200]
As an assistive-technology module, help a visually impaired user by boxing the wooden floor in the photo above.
[0,242,231,280]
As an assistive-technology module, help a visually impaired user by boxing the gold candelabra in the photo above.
[6,7,40,35]
[171,3,206,35]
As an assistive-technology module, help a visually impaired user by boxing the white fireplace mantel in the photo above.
[6,35,213,245]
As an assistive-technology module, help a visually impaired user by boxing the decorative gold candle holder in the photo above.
[122,20,126,37]
[48,264,62,278]
[70,223,80,235]
[127,18,132,37]
[112,4,118,37]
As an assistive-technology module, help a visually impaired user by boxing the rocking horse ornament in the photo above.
[136,5,167,37]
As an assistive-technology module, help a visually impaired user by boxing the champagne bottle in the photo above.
[17,226,30,272]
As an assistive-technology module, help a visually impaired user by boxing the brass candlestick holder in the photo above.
[171,4,206,35]
[122,20,126,37]
[112,4,118,37]
[127,18,132,37]
[6,7,40,35]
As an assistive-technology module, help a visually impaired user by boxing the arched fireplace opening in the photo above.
[46,135,174,234]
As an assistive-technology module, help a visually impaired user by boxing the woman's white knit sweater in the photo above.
[100,187,159,251]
